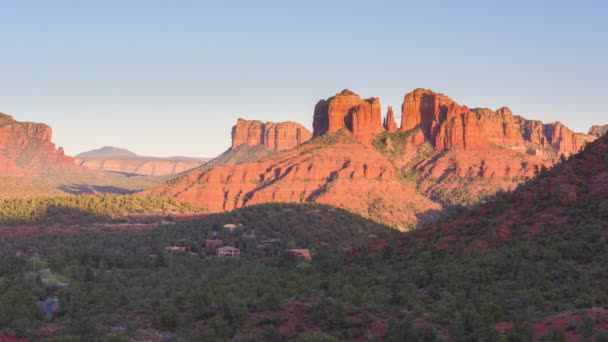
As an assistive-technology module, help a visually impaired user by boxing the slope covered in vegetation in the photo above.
[1,137,607,340]
[0,194,205,224]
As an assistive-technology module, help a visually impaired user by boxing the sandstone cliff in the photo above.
[144,132,440,230]
[77,158,205,176]
[313,89,384,145]
[231,119,312,151]
[0,112,78,176]
[400,88,595,157]
[147,88,595,229]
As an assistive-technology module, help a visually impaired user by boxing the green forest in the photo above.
[1,202,607,340]
[0,194,204,224]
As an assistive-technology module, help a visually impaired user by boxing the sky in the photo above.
[0,0,606,157]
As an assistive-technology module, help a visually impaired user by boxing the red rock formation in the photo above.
[0,112,78,176]
[148,88,597,229]
[399,88,595,156]
[313,89,384,144]
[383,106,398,133]
[588,124,608,137]
[231,118,312,151]
[143,134,440,230]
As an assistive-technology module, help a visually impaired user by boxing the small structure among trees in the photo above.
[165,246,187,253]
[217,246,240,258]
[223,223,239,231]
[288,249,312,262]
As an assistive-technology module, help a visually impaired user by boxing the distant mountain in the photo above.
[76,146,139,159]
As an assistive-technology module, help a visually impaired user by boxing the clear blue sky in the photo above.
[0,1,606,157]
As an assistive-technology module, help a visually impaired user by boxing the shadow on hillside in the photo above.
[58,184,137,195]
[0,204,116,226]
[103,170,141,178]
[416,208,445,223]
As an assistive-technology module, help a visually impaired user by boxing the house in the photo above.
[217,246,240,258]
[203,239,223,249]
[165,246,187,253]
[223,224,239,231]
[288,249,312,262]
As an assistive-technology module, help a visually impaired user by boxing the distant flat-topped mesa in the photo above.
[0,112,77,176]
[589,124,608,137]
[312,88,595,156]
[231,118,312,151]
[75,146,209,176]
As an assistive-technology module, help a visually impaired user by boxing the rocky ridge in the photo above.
[145,88,597,229]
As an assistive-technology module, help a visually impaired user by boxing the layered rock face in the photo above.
[148,88,595,229]
[231,119,312,151]
[0,113,78,176]
[400,89,595,157]
[313,89,384,144]
[589,124,608,137]
[143,135,440,230]
[77,158,204,176]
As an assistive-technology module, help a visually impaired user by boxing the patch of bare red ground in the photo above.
[34,322,63,339]
[495,307,608,341]
[0,336,28,342]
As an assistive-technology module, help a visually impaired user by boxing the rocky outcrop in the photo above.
[143,134,441,230]
[0,112,78,176]
[148,88,596,229]
[313,89,384,145]
[400,88,595,157]
[589,124,608,137]
[383,106,398,133]
[231,119,312,151]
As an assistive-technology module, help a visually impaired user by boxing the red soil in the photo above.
[0,336,28,342]
[495,308,608,341]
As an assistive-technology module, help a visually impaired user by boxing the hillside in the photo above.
[144,131,442,230]
[1,135,607,339]
[0,203,398,340]
[145,88,596,229]
[413,133,608,252]
[3,170,608,341]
